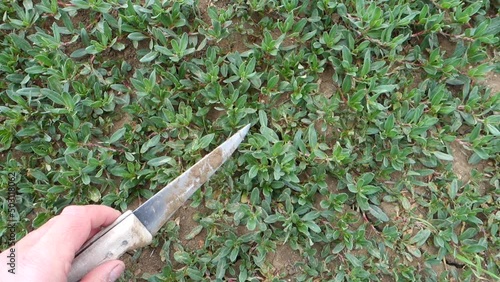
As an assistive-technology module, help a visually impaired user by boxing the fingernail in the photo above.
[108,263,125,282]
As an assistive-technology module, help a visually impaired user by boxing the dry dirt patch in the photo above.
[265,243,303,280]
[318,67,336,99]
[484,72,500,94]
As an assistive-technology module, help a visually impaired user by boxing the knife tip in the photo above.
[239,123,251,136]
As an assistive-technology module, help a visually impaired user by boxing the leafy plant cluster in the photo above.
[0,0,499,281]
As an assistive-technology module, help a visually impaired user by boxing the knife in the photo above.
[68,124,251,282]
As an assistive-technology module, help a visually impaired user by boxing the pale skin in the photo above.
[0,205,125,282]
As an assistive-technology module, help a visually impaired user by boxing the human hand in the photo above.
[0,205,125,282]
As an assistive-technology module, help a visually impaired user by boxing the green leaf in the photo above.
[332,243,345,254]
[368,205,389,222]
[302,211,320,221]
[197,133,215,149]
[348,90,365,110]
[472,147,489,160]
[258,109,268,127]
[109,127,126,143]
[449,178,458,199]
[81,173,90,185]
[313,148,328,160]
[360,172,375,184]
[141,135,161,154]
[65,154,80,170]
[247,217,257,230]
[185,225,203,240]
[30,169,48,182]
[485,115,500,124]
[264,214,284,223]
[467,63,493,78]
[33,213,50,228]
[216,258,227,279]
[362,185,381,195]
[373,84,397,94]
[48,186,66,194]
[432,151,454,161]
[139,51,159,63]
[260,126,279,143]
[304,220,321,233]
[468,123,481,141]
[308,125,318,148]
[485,124,499,136]
[41,89,65,105]
[16,87,41,97]
[128,32,149,41]
[173,251,191,264]
[88,186,101,202]
[345,253,363,267]
[187,267,204,280]
[341,46,352,63]
[16,126,39,137]
[250,187,260,204]
[70,48,87,58]
[356,194,370,210]
[409,229,431,246]
[342,75,352,93]
[384,114,395,132]
[462,244,487,253]
[125,152,135,161]
[360,49,371,77]
[147,156,174,167]
[139,189,154,199]
[248,165,259,179]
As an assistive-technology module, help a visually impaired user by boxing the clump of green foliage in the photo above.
[0,0,499,281]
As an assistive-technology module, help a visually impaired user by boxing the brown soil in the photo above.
[318,67,336,99]
[176,205,208,251]
[484,72,500,94]
[265,243,303,279]
[110,112,133,135]
[122,246,165,279]
[449,140,490,195]
[217,28,250,54]
[438,34,457,58]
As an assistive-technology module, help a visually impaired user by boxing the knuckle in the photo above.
[61,205,86,217]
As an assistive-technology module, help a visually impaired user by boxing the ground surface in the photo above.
[0,1,499,281]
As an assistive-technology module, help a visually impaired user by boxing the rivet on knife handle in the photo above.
[67,211,152,282]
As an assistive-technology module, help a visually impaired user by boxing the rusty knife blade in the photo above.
[133,124,250,235]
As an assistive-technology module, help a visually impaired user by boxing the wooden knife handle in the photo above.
[68,211,153,282]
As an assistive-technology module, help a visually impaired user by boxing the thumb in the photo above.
[80,260,125,282]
